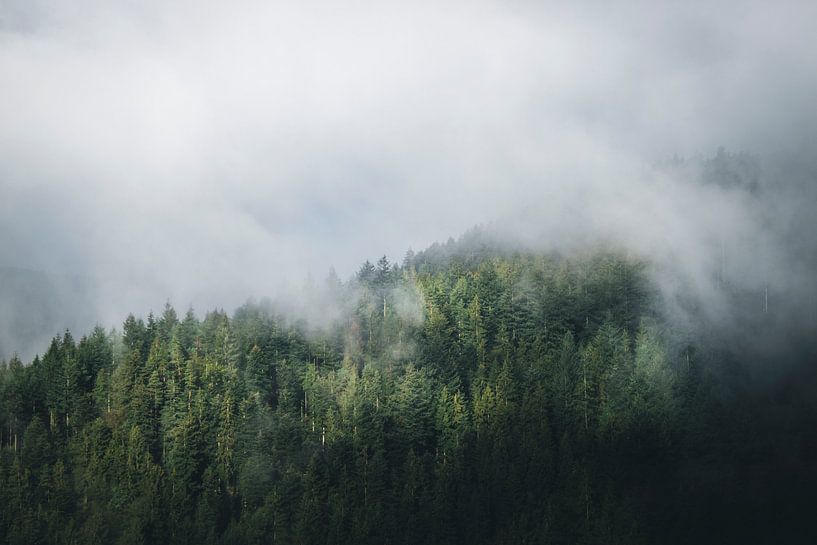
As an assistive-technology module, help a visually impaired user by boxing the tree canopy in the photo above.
[0,242,813,544]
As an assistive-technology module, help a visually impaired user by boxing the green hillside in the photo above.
[0,245,814,544]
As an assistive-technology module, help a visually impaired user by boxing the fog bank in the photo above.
[2,0,816,359]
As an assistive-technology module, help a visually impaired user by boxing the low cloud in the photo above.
[1,0,816,359]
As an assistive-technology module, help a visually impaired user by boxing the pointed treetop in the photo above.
[403,248,415,269]
[357,260,376,283]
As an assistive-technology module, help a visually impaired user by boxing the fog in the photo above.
[2,0,817,360]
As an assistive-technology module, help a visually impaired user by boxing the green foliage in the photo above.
[0,246,810,544]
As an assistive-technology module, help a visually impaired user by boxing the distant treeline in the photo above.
[0,243,814,544]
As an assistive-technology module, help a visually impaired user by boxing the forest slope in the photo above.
[0,246,814,544]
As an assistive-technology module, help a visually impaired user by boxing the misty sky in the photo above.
[2,0,817,323]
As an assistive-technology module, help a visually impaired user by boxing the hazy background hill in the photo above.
[0,267,98,362]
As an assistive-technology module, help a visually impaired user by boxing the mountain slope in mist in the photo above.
[1,237,815,544]
[2,1,817,541]
[2,146,816,368]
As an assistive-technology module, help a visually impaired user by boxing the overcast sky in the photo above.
[1,0,817,324]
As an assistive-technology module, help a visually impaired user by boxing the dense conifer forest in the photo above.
[1,236,814,544]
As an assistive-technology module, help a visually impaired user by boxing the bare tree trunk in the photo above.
[583,364,588,431]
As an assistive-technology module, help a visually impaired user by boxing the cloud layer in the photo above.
[1,0,816,347]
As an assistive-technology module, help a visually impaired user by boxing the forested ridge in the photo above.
[1,241,815,544]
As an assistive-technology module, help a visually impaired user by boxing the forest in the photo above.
[1,234,814,545]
